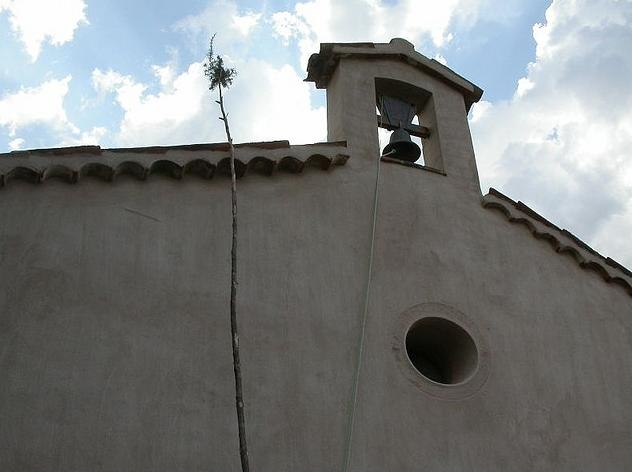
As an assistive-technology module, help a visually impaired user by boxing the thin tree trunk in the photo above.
[218,83,250,472]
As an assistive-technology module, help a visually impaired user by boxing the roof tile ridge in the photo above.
[482,187,632,297]
[0,153,349,188]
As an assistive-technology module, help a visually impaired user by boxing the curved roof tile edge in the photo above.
[0,154,349,188]
[482,188,632,298]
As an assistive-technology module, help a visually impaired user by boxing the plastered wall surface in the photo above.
[1,39,631,471]
[1,150,631,471]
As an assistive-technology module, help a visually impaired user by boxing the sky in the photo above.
[1,0,631,268]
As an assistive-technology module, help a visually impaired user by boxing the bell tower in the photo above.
[306,38,484,193]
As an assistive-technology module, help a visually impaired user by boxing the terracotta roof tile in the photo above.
[483,187,632,298]
[0,141,349,187]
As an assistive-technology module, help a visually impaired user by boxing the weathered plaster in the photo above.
[1,39,630,472]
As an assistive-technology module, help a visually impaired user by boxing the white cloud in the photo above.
[91,57,326,148]
[226,59,326,144]
[433,53,448,66]
[471,0,632,267]
[514,77,534,98]
[152,64,177,90]
[271,11,309,44]
[8,137,24,150]
[0,0,88,61]
[469,100,491,124]
[270,0,526,68]
[174,0,262,46]
[59,126,108,147]
[0,76,75,136]
[92,69,149,112]
[98,0,522,153]
[92,64,210,146]
[0,76,109,151]
[233,11,262,36]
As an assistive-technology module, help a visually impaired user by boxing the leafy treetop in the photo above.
[204,34,236,91]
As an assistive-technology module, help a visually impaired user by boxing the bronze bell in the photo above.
[378,94,422,162]
[382,127,421,162]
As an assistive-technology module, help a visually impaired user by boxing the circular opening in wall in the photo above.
[405,317,478,385]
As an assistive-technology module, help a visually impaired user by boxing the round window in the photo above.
[405,317,478,385]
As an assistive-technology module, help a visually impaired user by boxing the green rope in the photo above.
[341,147,385,472]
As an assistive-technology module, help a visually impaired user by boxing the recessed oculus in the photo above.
[405,317,478,385]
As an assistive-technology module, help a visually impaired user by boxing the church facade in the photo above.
[1,39,631,471]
